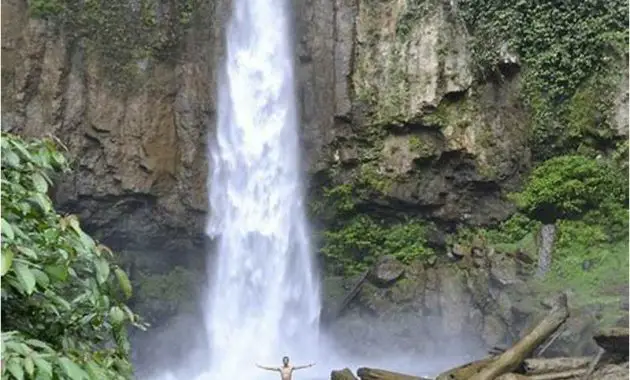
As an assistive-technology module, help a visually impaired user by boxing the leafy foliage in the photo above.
[453,152,629,320]
[512,155,628,223]
[1,133,144,380]
[459,0,628,159]
[320,215,434,275]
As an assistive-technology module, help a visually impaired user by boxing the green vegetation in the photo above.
[450,212,541,258]
[312,181,434,275]
[1,133,144,379]
[516,155,628,313]
[459,0,628,160]
[542,220,628,310]
[321,215,434,275]
[29,0,65,17]
[453,153,628,320]
[512,155,628,224]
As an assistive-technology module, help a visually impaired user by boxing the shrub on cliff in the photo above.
[513,155,628,225]
[1,133,144,379]
[321,216,434,275]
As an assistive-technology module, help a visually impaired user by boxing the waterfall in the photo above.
[202,0,321,377]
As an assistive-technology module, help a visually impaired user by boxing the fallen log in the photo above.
[435,357,496,380]
[435,293,569,380]
[522,357,591,374]
[529,368,586,379]
[489,345,509,356]
[331,368,359,380]
[533,325,564,357]
[470,293,569,380]
[591,361,629,379]
[495,374,528,380]
[356,367,431,380]
[579,348,603,380]
[497,369,587,380]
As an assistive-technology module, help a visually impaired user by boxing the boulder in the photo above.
[594,327,629,356]
[331,368,358,380]
[369,256,405,287]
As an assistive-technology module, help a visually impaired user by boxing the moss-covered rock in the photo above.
[133,266,203,324]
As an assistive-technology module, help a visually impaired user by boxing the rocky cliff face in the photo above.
[2,0,535,244]
[2,0,225,273]
[299,0,532,227]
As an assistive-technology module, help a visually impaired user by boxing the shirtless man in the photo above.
[256,356,315,380]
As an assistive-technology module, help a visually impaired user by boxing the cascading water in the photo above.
[202,0,321,377]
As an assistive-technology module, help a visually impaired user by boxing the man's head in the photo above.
[282,356,290,366]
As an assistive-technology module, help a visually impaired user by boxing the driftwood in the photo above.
[436,293,569,380]
[590,362,630,379]
[579,348,603,380]
[435,357,497,380]
[533,326,564,357]
[529,369,586,379]
[470,293,569,380]
[356,367,431,380]
[489,345,509,356]
[523,357,591,374]
[496,370,587,380]
[495,375,528,380]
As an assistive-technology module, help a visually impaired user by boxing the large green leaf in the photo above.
[16,246,38,259]
[2,218,14,240]
[31,172,49,194]
[23,356,35,377]
[32,269,50,288]
[95,258,110,285]
[33,356,53,378]
[58,357,88,380]
[114,268,133,299]
[67,215,81,235]
[44,264,68,282]
[10,139,34,161]
[79,231,96,250]
[14,263,37,295]
[3,149,21,168]
[25,339,53,352]
[30,193,52,214]
[109,306,125,325]
[1,249,15,277]
[6,357,25,380]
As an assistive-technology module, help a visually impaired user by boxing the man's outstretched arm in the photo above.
[293,363,316,370]
[256,364,280,372]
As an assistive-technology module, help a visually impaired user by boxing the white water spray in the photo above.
[203,0,321,378]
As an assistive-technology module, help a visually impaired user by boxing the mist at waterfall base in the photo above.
[138,309,486,380]
[135,0,485,377]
